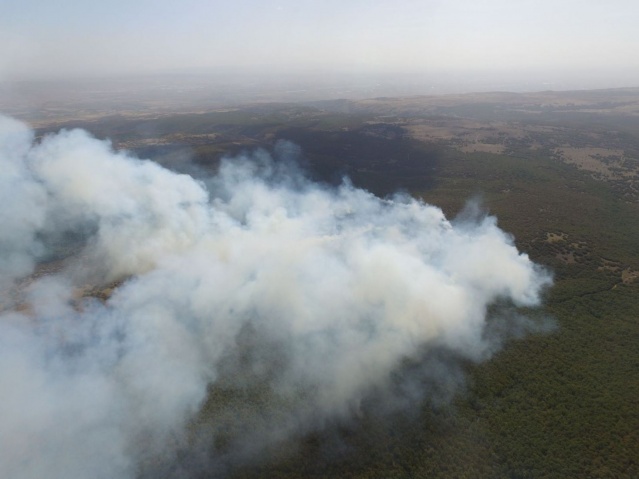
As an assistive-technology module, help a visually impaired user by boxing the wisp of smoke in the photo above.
[0,115,551,478]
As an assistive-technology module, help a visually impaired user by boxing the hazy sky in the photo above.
[2,0,639,85]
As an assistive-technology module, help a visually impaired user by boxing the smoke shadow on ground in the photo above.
[274,126,441,197]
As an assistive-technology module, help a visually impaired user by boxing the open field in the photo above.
[14,85,639,202]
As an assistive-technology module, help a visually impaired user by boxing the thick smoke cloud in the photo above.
[0,115,551,478]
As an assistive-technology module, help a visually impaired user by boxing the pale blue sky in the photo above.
[1,0,638,85]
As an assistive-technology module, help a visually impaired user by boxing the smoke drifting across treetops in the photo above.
[0,114,552,478]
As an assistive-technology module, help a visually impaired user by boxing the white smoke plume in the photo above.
[0,115,551,478]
